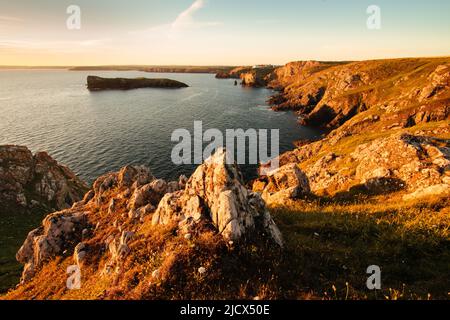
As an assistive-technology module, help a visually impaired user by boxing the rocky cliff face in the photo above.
[215,66,253,79]
[258,132,450,199]
[215,66,276,87]
[0,146,88,214]
[240,67,275,87]
[10,149,283,298]
[268,58,450,130]
[267,61,345,90]
[252,57,450,204]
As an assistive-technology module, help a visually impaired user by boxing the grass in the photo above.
[270,193,450,300]
[3,190,449,300]
[0,210,48,293]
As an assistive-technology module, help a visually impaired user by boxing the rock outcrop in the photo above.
[240,67,274,87]
[253,163,310,204]
[16,209,88,282]
[152,148,283,246]
[215,66,276,87]
[14,148,283,286]
[259,132,450,198]
[215,66,253,79]
[87,76,189,91]
[267,61,344,90]
[0,145,88,214]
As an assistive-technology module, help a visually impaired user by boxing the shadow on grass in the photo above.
[270,200,450,300]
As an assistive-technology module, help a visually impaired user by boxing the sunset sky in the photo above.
[1,0,450,66]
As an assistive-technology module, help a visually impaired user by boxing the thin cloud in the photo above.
[172,0,205,28]
[131,0,221,36]
[0,38,111,54]
[0,15,23,22]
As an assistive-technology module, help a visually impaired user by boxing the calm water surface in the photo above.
[0,70,320,183]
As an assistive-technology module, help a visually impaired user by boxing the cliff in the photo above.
[267,58,450,130]
[240,67,275,87]
[215,66,276,87]
[252,57,450,200]
[87,76,189,91]
[215,66,253,79]
[0,145,88,215]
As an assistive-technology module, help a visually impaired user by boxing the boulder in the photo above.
[104,231,135,275]
[0,145,88,213]
[16,209,88,282]
[152,148,284,246]
[118,165,154,188]
[403,184,450,201]
[74,242,87,266]
[254,163,310,204]
[128,179,167,210]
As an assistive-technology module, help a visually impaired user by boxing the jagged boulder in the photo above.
[0,145,88,213]
[253,163,310,204]
[16,209,88,282]
[103,231,135,275]
[420,64,449,101]
[403,184,450,201]
[152,148,284,246]
[118,165,154,188]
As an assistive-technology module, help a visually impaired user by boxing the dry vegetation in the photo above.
[4,187,449,300]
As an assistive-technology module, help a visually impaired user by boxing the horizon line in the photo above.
[1,55,449,69]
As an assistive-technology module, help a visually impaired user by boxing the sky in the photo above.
[0,0,449,66]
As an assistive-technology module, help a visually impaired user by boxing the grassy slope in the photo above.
[271,193,450,300]
[3,190,449,300]
[0,211,48,293]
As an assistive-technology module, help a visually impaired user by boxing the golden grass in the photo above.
[3,190,448,300]
[269,193,450,300]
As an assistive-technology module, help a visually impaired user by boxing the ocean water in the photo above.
[0,70,321,184]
